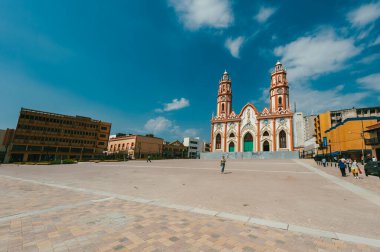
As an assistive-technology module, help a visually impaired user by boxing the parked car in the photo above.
[364,161,380,178]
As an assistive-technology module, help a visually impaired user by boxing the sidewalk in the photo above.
[303,159,380,195]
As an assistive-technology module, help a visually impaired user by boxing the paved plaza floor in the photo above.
[0,159,379,251]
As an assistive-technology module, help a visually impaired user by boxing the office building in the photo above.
[7,108,111,162]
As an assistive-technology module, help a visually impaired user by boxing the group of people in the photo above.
[318,154,377,179]
[337,158,361,178]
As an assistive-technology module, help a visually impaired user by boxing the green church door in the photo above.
[243,133,253,152]
[229,142,235,152]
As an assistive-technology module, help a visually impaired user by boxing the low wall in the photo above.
[200,151,299,160]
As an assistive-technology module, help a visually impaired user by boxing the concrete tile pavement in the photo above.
[1,160,380,251]
[0,174,378,251]
[2,198,378,252]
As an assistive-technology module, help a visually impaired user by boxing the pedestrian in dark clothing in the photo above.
[338,160,346,177]
[220,156,226,174]
[147,155,152,162]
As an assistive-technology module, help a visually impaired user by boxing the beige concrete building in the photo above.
[8,108,111,162]
[107,134,163,159]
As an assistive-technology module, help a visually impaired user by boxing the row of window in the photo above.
[14,134,105,145]
[215,130,287,149]
[11,145,96,153]
[109,143,135,151]
[17,124,106,137]
[20,113,101,129]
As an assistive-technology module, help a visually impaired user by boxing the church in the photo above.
[210,61,294,153]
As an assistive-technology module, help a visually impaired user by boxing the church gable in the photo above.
[260,107,270,116]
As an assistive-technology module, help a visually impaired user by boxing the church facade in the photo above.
[210,61,294,153]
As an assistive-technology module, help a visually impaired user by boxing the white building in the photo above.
[304,115,316,141]
[183,137,204,158]
[293,112,305,149]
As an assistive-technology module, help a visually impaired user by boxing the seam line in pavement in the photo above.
[0,197,114,222]
[1,174,379,248]
[99,164,313,174]
[294,159,380,208]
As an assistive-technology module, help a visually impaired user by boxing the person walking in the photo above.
[347,158,352,173]
[351,160,359,179]
[338,159,346,177]
[322,157,327,167]
[220,155,226,174]
[147,155,152,162]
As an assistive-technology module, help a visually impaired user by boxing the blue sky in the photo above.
[0,0,380,142]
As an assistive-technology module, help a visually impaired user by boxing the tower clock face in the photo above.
[277,88,283,94]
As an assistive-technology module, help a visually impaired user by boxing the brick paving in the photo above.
[305,159,380,195]
[0,175,379,251]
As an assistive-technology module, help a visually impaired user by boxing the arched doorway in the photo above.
[215,134,221,149]
[229,142,235,152]
[263,140,270,151]
[279,130,287,148]
[243,133,253,152]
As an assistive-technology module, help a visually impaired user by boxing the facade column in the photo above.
[210,123,214,152]
[289,116,294,151]
[273,119,277,151]
[237,122,241,152]
[223,122,227,152]
[256,121,260,152]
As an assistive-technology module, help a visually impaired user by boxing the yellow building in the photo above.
[107,134,163,159]
[365,122,380,159]
[321,117,379,160]
[314,111,331,150]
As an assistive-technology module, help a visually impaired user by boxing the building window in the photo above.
[221,103,225,112]
[263,131,269,136]
[101,126,107,130]
[278,97,282,106]
[229,133,235,138]
[279,130,286,148]
[216,134,221,149]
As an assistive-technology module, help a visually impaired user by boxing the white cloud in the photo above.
[274,29,362,81]
[182,128,199,137]
[144,116,173,134]
[225,36,245,58]
[291,84,369,114]
[357,73,380,91]
[347,1,380,28]
[155,98,190,112]
[371,35,380,46]
[143,116,199,140]
[169,0,233,30]
[358,53,380,64]
[255,6,277,23]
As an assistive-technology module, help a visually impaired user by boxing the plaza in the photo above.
[0,159,380,251]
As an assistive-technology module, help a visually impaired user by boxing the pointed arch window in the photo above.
[263,131,269,137]
[221,103,225,112]
[279,130,287,148]
[278,97,282,106]
[229,133,235,138]
[216,134,221,149]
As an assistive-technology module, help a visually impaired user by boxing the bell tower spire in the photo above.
[216,70,232,117]
[269,61,290,113]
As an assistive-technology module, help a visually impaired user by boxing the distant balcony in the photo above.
[365,137,380,145]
